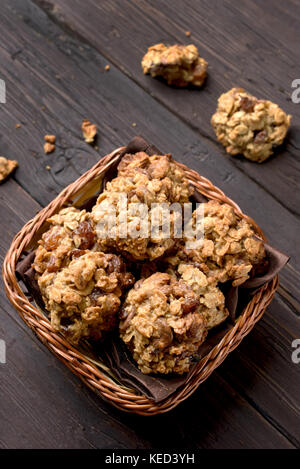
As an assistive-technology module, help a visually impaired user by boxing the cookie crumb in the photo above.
[45,165,51,171]
[104,65,110,71]
[132,122,137,127]
[0,156,18,182]
[44,142,55,154]
[15,124,21,129]
[44,135,56,144]
[185,31,191,37]
[81,119,98,143]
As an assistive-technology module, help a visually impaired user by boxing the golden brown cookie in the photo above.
[142,43,207,87]
[211,88,291,162]
[169,201,266,287]
[119,272,208,374]
[92,152,193,261]
[37,250,134,344]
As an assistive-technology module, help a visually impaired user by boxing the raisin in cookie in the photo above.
[142,43,207,87]
[211,88,291,162]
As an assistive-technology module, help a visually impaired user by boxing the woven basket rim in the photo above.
[2,146,278,415]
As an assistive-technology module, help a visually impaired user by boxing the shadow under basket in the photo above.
[2,146,278,415]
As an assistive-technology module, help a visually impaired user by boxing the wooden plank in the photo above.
[0,0,299,306]
[0,181,294,449]
[218,294,300,447]
[43,0,300,217]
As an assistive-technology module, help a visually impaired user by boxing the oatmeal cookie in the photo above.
[33,207,97,275]
[211,88,291,162]
[0,156,18,182]
[171,201,266,286]
[119,272,208,374]
[37,251,134,344]
[117,152,191,202]
[92,152,193,261]
[142,43,207,87]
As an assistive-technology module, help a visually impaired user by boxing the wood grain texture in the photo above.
[0,304,294,449]
[218,295,300,447]
[0,0,299,307]
[0,0,299,448]
[36,0,300,217]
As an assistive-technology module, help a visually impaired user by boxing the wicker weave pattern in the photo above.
[2,147,278,415]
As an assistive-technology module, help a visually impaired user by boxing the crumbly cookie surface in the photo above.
[171,201,266,287]
[33,207,135,344]
[37,250,134,344]
[92,152,193,261]
[142,43,207,87]
[168,263,228,329]
[119,273,208,374]
[211,88,291,162]
[33,207,97,275]
[116,152,192,204]
[0,156,18,182]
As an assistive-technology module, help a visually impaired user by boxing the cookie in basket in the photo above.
[32,206,134,344]
[170,200,267,287]
[92,151,193,261]
[119,272,210,374]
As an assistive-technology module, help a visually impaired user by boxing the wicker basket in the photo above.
[2,146,278,415]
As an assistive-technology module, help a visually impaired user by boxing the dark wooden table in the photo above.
[0,0,299,449]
